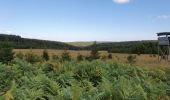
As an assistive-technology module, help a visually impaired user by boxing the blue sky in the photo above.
[0,0,170,42]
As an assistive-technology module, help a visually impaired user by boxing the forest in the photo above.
[0,34,79,50]
[0,34,158,54]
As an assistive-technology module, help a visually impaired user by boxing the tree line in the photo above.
[0,34,158,54]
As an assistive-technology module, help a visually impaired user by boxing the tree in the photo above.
[108,53,112,59]
[0,43,14,64]
[77,54,84,62]
[127,54,136,64]
[90,41,100,60]
[42,49,49,61]
[61,50,71,61]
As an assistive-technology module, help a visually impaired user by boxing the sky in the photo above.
[0,0,170,42]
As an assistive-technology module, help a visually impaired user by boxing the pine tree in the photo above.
[42,49,49,61]
[77,54,84,62]
[61,50,71,61]
[90,41,100,60]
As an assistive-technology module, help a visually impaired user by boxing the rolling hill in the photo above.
[0,34,79,50]
[0,34,158,54]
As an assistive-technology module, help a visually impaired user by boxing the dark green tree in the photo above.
[108,53,112,59]
[127,54,136,64]
[0,42,14,64]
[42,49,49,61]
[77,54,84,62]
[61,50,71,61]
[90,41,100,60]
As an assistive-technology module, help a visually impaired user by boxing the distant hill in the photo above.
[0,34,79,50]
[67,41,114,47]
[83,40,158,54]
[67,41,94,47]
[0,34,158,54]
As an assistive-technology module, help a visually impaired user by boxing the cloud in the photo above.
[112,0,131,4]
[5,31,12,33]
[0,30,13,34]
[156,15,170,20]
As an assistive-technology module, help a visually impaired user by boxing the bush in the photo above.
[15,52,24,59]
[77,54,84,62]
[42,49,49,61]
[88,42,100,61]
[108,53,112,59]
[0,64,14,93]
[61,50,71,61]
[127,54,136,64]
[0,44,14,64]
[101,55,107,61]
[52,54,59,61]
[25,51,42,63]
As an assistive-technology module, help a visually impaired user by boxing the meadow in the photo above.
[14,49,170,68]
[0,48,170,100]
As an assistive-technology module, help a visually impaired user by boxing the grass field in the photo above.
[67,41,94,47]
[14,49,170,68]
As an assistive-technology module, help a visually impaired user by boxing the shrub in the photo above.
[15,52,24,59]
[0,64,14,93]
[77,54,84,62]
[108,53,112,59]
[88,41,100,61]
[52,54,59,61]
[137,52,141,56]
[153,54,156,57]
[25,51,42,63]
[42,49,49,61]
[0,43,14,64]
[127,54,136,64]
[61,50,71,61]
[101,55,107,61]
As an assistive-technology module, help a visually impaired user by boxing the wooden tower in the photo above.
[157,32,170,62]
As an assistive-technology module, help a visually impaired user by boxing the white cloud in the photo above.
[112,0,131,4]
[5,30,12,33]
[0,30,13,34]
[156,15,170,19]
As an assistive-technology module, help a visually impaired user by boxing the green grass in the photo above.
[67,41,94,47]
[0,59,170,100]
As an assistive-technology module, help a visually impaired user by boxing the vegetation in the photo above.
[15,52,24,59]
[61,50,71,61]
[108,53,112,59]
[85,41,158,54]
[77,54,84,62]
[86,42,100,61]
[0,34,159,54]
[0,43,14,64]
[0,58,170,100]
[0,34,170,100]
[24,51,42,64]
[127,54,137,64]
[42,49,49,61]
[0,34,79,50]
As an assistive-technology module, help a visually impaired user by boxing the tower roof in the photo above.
[157,32,170,36]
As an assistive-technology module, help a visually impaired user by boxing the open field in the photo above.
[14,49,170,68]
[67,41,94,47]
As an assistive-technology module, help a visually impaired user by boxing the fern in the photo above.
[3,80,16,100]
